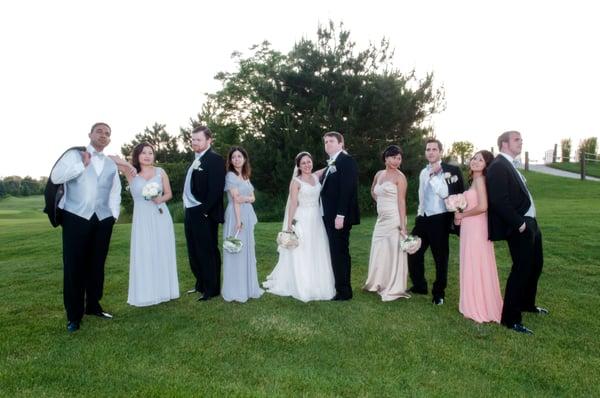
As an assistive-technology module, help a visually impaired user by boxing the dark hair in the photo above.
[425,138,443,152]
[497,130,519,151]
[131,142,155,172]
[227,146,251,179]
[381,145,402,163]
[468,150,494,184]
[295,152,312,176]
[90,122,111,134]
[323,131,344,144]
[192,125,213,140]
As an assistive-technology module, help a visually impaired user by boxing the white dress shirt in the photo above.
[183,147,210,209]
[50,144,121,219]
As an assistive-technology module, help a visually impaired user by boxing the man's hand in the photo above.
[519,222,526,233]
[81,151,91,167]
[335,215,344,230]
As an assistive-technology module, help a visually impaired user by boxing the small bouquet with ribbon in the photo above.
[277,219,299,249]
[142,181,164,214]
[223,226,243,253]
[399,234,422,254]
[444,193,467,213]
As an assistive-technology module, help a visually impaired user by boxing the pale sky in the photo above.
[1,0,598,178]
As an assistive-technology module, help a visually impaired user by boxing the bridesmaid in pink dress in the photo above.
[454,150,503,323]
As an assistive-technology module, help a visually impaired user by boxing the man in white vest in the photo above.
[50,122,121,332]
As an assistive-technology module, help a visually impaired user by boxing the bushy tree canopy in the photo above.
[449,141,474,165]
[202,22,444,199]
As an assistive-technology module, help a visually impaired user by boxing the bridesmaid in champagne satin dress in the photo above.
[363,145,411,301]
[454,150,502,323]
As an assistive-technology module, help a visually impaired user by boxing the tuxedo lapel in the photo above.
[500,156,529,197]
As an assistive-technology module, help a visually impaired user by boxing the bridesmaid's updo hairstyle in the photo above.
[227,146,252,180]
[295,152,312,176]
[381,145,402,163]
[131,142,155,173]
[468,149,494,184]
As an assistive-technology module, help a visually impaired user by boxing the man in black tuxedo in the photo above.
[487,130,547,334]
[408,138,464,305]
[320,132,360,300]
[183,126,226,301]
[50,122,121,332]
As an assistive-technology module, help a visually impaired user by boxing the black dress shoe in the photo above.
[408,286,427,295]
[533,306,549,315]
[198,294,218,301]
[87,311,113,319]
[510,323,534,335]
[67,321,80,333]
[432,297,444,305]
[332,294,352,301]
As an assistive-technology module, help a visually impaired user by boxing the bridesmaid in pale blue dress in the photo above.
[222,146,264,303]
[110,143,179,306]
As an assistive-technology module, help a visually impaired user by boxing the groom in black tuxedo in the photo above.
[408,138,464,305]
[320,131,360,300]
[487,130,547,334]
[183,126,226,301]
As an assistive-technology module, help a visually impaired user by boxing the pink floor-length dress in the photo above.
[459,188,503,323]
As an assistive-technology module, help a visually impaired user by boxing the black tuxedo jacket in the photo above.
[441,162,465,234]
[190,149,226,223]
[320,152,360,226]
[441,162,465,196]
[486,154,532,241]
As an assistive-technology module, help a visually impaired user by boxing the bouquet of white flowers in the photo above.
[277,230,299,249]
[400,235,422,254]
[142,182,162,200]
[444,193,468,212]
[223,227,243,254]
[277,219,299,249]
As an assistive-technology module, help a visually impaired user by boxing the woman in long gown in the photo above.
[263,152,336,302]
[363,145,411,301]
[221,147,264,303]
[110,143,179,307]
[454,150,502,323]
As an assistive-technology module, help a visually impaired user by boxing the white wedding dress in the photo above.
[263,175,336,302]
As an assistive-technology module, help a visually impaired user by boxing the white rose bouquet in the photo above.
[223,227,243,254]
[142,182,164,214]
[444,193,468,213]
[142,182,162,200]
[400,235,422,254]
[277,219,299,249]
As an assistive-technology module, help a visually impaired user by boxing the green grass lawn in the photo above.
[1,172,599,396]
[548,161,600,178]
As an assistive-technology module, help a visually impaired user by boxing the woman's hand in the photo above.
[235,195,247,204]
[399,227,408,238]
[454,212,463,225]
[152,197,163,205]
[236,221,243,232]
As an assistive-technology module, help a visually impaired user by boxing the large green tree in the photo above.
[449,141,474,165]
[203,22,444,206]
[121,123,187,163]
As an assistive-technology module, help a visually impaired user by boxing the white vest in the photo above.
[63,161,117,220]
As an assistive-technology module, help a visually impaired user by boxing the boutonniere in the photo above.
[327,159,337,173]
[192,158,203,171]
[444,172,458,184]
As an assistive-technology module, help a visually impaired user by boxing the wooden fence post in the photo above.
[525,151,529,171]
[580,149,586,180]
[553,144,557,163]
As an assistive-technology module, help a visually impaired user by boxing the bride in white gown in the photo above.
[263,152,336,302]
